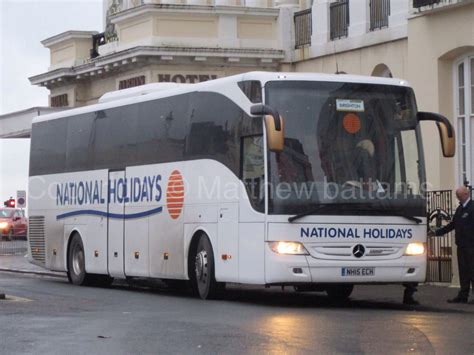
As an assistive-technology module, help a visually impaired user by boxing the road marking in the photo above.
[2,295,33,302]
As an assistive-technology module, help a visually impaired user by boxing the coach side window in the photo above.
[66,112,95,172]
[185,92,242,175]
[92,105,138,170]
[237,81,262,103]
[30,119,67,176]
[241,136,265,212]
[136,95,188,164]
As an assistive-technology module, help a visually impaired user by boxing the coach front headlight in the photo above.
[268,241,309,255]
[405,242,425,256]
[0,222,8,229]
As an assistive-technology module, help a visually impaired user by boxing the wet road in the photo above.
[0,271,473,354]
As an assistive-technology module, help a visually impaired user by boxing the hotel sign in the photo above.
[158,73,219,84]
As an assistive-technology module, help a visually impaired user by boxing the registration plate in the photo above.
[341,267,375,277]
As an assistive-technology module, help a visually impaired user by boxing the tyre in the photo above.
[325,284,354,301]
[190,234,222,300]
[67,234,93,286]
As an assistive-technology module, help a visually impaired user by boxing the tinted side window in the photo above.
[238,81,262,103]
[30,92,260,177]
[66,112,95,171]
[136,95,188,164]
[185,92,244,175]
[92,106,138,170]
[30,119,67,176]
[242,136,265,212]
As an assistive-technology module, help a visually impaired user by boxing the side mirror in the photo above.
[250,104,285,153]
[264,114,285,153]
[417,112,455,158]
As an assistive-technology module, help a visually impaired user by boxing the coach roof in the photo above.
[32,71,411,124]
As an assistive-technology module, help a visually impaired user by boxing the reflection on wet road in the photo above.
[0,272,472,354]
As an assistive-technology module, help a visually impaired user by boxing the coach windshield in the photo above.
[264,80,426,217]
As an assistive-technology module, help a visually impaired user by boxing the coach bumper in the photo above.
[264,243,426,284]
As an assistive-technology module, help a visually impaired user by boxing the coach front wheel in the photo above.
[191,234,222,300]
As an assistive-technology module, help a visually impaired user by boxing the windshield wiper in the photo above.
[365,205,423,224]
[288,203,353,223]
[384,211,422,224]
[288,204,423,224]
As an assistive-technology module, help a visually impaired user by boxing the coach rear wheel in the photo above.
[67,234,93,286]
[192,234,222,300]
[325,284,354,301]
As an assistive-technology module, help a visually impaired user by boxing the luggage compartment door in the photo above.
[108,170,125,278]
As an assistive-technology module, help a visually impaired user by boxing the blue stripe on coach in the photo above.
[56,206,163,220]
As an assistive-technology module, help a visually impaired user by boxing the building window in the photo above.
[369,0,390,31]
[330,0,350,40]
[294,9,312,49]
[455,56,474,185]
[51,94,69,107]
[118,75,146,90]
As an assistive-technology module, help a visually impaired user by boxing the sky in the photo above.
[0,0,104,115]
[0,138,30,201]
[0,0,103,202]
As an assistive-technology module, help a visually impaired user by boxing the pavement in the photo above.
[0,253,65,277]
[0,240,28,256]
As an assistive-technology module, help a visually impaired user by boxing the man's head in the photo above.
[356,139,375,157]
[455,186,470,204]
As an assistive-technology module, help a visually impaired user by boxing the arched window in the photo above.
[371,64,393,78]
[454,55,474,185]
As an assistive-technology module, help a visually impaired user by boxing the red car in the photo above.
[0,208,27,241]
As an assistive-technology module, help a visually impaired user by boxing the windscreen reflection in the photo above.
[264,81,426,216]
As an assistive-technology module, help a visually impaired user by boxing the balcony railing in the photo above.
[330,0,350,41]
[413,0,441,7]
[370,0,390,31]
[294,9,312,48]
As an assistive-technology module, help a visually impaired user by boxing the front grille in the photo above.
[311,244,402,259]
[28,216,45,264]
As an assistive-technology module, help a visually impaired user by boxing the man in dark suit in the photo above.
[432,186,474,303]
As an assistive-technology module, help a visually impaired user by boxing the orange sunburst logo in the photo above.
[166,170,184,219]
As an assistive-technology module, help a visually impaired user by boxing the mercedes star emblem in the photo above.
[353,244,365,258]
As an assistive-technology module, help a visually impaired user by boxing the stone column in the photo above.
[275,0,298,7]
[312,0,329,49]
[218,15,239,48]
[389,0,409,29]
[215,0,238,5]
[187,0,208,4]
[277,4,300,62]
[245,0,268,7]
[348,0,368,38]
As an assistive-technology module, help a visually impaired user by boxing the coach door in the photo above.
[108,170,126,278]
